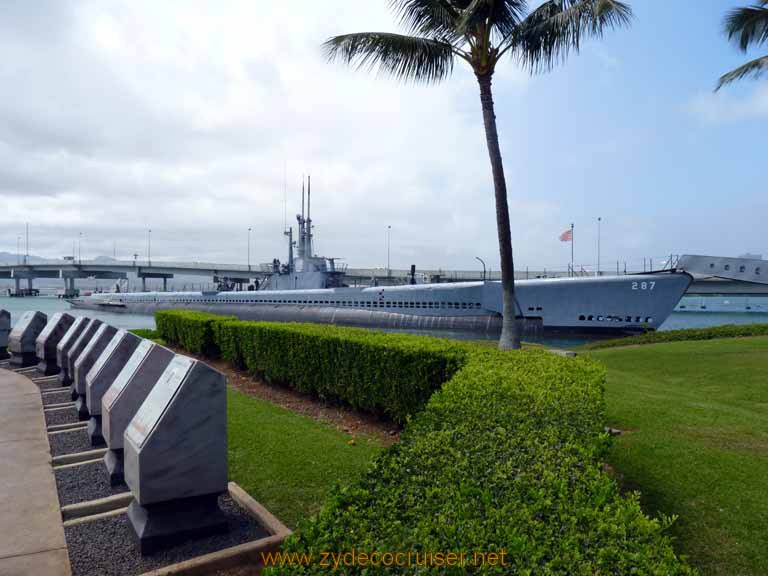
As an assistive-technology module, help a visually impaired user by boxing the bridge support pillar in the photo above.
[65,277,76,297]
[163,277,167,292]
[142,276,147,292]
[26,278,33,291]
[14,278,20,295]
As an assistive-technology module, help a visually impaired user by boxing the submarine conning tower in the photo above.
[262,176,345,291]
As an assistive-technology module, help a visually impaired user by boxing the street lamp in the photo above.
[597,217,602,277]
[16,235,21,265]
[78,232,83,265]
[475,256,487,281]
[386,225,392,276]
[248,227,252,271]
[147,229,152,266]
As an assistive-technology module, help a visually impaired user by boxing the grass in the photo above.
[589,336,768,576]
[227,389,383,529]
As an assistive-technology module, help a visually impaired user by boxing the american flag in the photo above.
[559,228,573,242]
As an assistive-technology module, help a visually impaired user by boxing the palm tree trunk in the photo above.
[476,72,520,350]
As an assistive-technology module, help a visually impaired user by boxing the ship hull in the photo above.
[69,273,692,336]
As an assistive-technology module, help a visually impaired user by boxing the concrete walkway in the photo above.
[0,369,70,576]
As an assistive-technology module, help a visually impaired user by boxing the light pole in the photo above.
[147,229,152,266]
[475,256,486,281]
[78,232,83,265]
[247,227,252,271]
[597,217,602,277]
[16,235,21,265]
[386,225,392,276]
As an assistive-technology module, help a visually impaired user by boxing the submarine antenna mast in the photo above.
[307,175,312,257]
[282,161,287,231]
[297,177,306,259]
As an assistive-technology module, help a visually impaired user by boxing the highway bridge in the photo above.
[1,255,766,297]
[0,258,507,296]
[0,259,260,296]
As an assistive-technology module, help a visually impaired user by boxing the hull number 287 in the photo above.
[632,281,655,291]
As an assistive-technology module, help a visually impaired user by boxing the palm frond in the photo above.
[724,3,768,52]
[457,0,528,38]
[717,54,768,89]
[509,0,632,73]
[323,32,455,83]
[388,0,461,40]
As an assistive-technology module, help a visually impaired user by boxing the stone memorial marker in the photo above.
[102,340,174,485]
[8,311,47,368]
[72,323,118,420]
[65,318,103,390]
[57,317,89,388]
[35,312,75,375]
[0,310,10,360]
[124,355,228,554]
[85,329,142,446]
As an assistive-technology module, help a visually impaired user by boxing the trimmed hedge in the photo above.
[270,349,694,574]
[158,311,466,424]
[583,323,768,350]
[155,310,695,574]
[155,310,235,357]
[129,328,162,342]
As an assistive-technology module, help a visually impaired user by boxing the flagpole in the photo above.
[570,223,574,277]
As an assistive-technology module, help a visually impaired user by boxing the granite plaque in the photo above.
[124,356,228,553]
[56,317,89,385]
[126,356,194,449]
[72,323,118,420]
[85,330,142,445]
[124,355,227,502]
[66,318,103,380]
[8,311,47,367]
[0,310,9,360]
[86,330,141,415]
[74,323,118,396]
[102,339,155,413]
[102,341,174,485]
[103,341,173,449]
[35,312,75,375]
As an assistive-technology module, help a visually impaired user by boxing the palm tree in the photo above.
[324,0,631,349]
[718,1,768,89]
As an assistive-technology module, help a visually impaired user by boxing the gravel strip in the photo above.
[65,495,269,576]
[45,406,79,428]
[42,390,72,407]
[38,378,67,391]
[55,460,127,507]
[49,428,97,457]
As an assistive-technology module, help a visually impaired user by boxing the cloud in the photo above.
[0,0,554,271]
[688,82,768,122]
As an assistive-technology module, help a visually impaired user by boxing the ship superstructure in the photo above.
[259,176,345,291]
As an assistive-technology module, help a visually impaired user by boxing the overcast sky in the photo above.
[0,0,764,273]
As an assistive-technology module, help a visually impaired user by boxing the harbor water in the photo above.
[2,296,767,348]
[0,296,155,331]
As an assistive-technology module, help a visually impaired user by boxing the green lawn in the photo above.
[227,389,383,529]
[589,336,768,576]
